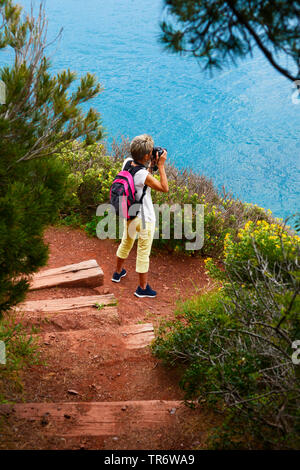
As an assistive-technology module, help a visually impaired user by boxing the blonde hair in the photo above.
[130,134,154,162]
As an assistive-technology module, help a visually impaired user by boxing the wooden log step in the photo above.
[39,323,155,352]
[17,307,120,332]
[15,294,116,313]
[0,400,183,437]
[34,259,99,277]
[28,260,104,290]
[121,323,155,349]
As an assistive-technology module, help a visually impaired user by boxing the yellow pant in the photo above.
[116,218,155,273]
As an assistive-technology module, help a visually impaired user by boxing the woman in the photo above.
[112,134,168,298]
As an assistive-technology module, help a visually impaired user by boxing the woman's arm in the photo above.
[145,150,169,193]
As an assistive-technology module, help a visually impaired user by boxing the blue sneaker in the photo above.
[134,284,157,298]
[111,268,127,283]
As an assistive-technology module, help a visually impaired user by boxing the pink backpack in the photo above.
[109,159,147,221]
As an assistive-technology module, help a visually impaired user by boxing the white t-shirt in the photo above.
[122,157,156,224]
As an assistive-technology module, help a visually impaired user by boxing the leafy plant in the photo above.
[160,0,300,82]
[0,314,41,402]
[151,167,275,256]
[153,221,300,449]
[95,303,105,311]
[57,135,282,258]
[222,219,300,283]
[0,1,104,317]
[55,140,122,222]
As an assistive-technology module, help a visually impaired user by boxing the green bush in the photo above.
[0,314,41,402]
[152,171,275,256]
[0,0,104,318]
[208,219,300,283]
[55,140,122,223]
[0,157,68,318]
[153,221,300,449]
[56,137,281,257]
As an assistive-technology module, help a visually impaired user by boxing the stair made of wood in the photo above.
[0,400,185,437]
[15,294,119,331]
[27,259,104,290]
[38,323,155,352]
[15,294,116,313]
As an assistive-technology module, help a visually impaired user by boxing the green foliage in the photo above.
[55,140,122,222]
[57,137,281,257]
[152,170,275,256]
[0,0,22,49]
[153,290,232,369]
[222,219,300,283]
[0,314,41,402]
[0,2,104,160]
[0,157,68,317]
[161,0,300,82]
[153,222,300,449]
[0,1,105,316]
[151,179,204,254]
[95,303,105,311]
[84,215,102,237]
[56,211,84,229]
[95,300,117,310]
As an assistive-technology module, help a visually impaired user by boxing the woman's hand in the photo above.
[145,149,169,193]
[157,149,167,168]
[145,172,168,193]
[149,152,157,174]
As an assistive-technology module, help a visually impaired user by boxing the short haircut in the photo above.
[130,134,154,162]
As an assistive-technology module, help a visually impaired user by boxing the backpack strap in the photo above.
[124,159,148,228]
[139,185,148,229]
[124,158,146,175]
[124,159,148,199]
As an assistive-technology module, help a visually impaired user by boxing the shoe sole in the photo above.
[134,292,157,298]
[111,272,127,283]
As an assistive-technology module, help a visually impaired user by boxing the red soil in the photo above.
[0,225,218,450]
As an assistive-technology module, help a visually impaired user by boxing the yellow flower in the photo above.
[244,220,253,231]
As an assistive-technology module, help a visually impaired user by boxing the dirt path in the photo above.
[0,225,217,450]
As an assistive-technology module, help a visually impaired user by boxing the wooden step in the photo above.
[28,260,104,290]
[0,400,184,437]
[120,323,155,349]
[17,307,120,332]
[15,294,116,313]
[39,323,155,352]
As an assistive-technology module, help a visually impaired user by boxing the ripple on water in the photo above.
[3,0,299,220]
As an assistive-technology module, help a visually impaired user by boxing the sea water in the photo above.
[1,0,299,220]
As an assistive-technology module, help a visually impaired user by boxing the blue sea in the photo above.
[2,0,299,220]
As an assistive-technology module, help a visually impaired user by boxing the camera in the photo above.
[151,146,166,172]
